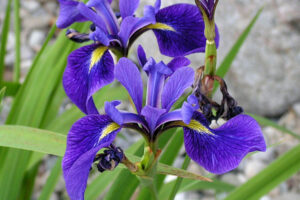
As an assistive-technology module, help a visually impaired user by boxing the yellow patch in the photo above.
[171,120,213,135]
[145,23,175,31]
[99,122,120,141]
[90,46,108,72]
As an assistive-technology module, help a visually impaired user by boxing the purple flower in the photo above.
[62,47,266,199]
[58,0,220,114]
[195,0,218,20]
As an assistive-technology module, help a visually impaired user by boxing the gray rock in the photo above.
[273,192,300,200]
[21,0,40,13]
[292,102,300,117]
[245,160,267,178]
[29,30,45,50]
[138,0,300,116]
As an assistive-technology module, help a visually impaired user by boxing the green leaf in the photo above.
[0,23,87,200]
[0,0,12,82]
[38,158,62,200]
[168,155,191,200]
[213,7,263,93]
[159,179,235,199]
[248,113,300,140]
[0,87,6,112]
[0,81,21,96]
[13,0,21,82]
[225,144,300,200]
[0,125,66,156]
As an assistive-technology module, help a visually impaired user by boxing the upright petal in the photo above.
[63,115,121,200]
[57,0,87,28]
[141,105,166,134]
[151,4,218,57]
[183,112,266,174]
[137,45,147,67]
[119,0,140,19]
[87,0,119,34]
[115,58,143,113]
[77,2,107,32]
[144,60,172,107]
[167,57,190,73]
[161,67,194,111]
[63,44,114,114]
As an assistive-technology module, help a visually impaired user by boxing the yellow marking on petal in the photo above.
[99,122,120,141]
[145,23,175,31]
[172,120,214,135]
[89,46,108,72]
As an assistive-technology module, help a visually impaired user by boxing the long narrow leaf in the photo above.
[13,0,21,82]
[225,144,300,200]
[0,0,12,82]
[0,81,20,96]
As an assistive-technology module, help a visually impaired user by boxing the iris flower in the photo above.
[57,0,219,115]
[62,47,266,199]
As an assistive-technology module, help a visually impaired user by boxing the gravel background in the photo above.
[0,0,300,199]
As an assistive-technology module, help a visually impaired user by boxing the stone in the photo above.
[221,173,241,186]
[245,160,267,178]
[292,102,300,117]
[273,192,300,200]
[28,30,45,50]
[21,0,40,13]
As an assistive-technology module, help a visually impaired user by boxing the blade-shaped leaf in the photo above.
[0,0,12,82]
[225,144,300,200]
[13,0,21,82]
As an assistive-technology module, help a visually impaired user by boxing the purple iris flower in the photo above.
[57,0,220,115]
[196,0,218,20]
[62,46,266,200]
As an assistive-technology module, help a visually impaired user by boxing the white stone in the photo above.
[28,30,45,49]
[22,1,40,12]
[292,103,300,117]
[245,160,267,178]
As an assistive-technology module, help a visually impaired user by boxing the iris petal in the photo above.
[167,57,191,74]
[183,112,267,174]
[115,58,143,113]
[62,114,121,200]
[63,44,114,114]
[161,67,194,111]
[119,0,140,19]
[56,0,87,28]
[152,4,219,57]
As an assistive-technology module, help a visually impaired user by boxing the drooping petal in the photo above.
[87,0,119,34]
[57,0,87,28]
[167,57,190,73]
[161,67,194,111]
[119,0,140,19]
[144,59,172,107]
[137,45,147,67]
[183,112,267,174]
[63,44,114,114]
[141,105,166,134]
[115,58,143,113]
[151,4,219,57]
[63,114,121,200]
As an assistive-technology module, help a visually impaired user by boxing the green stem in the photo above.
[204,40,217,76]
